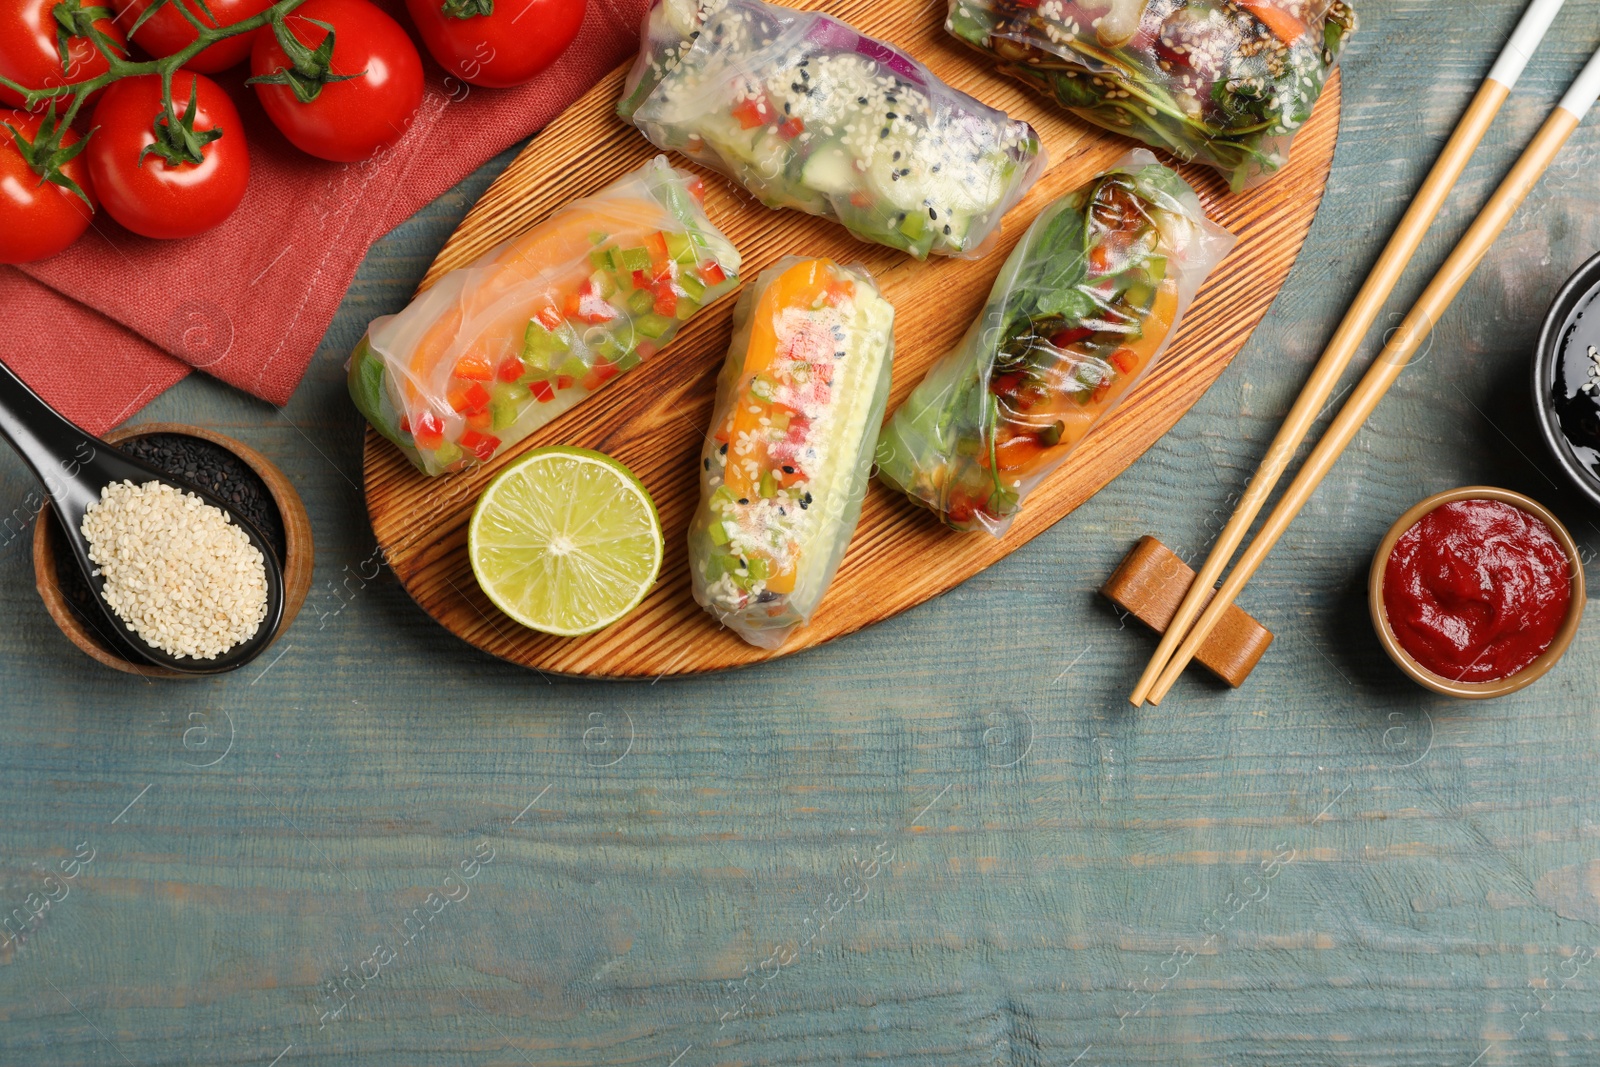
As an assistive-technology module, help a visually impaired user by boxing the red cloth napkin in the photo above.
[2,0,651,434]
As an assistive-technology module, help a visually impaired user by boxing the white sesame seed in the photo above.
[81,480,269,661]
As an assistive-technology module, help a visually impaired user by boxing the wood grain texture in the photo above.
[363,1,1342,677]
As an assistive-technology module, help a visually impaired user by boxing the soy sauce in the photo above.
[1550,288,1600,476]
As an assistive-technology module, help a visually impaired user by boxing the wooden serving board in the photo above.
[363,0,1342,677]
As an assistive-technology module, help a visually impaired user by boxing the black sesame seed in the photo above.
[782,465,795,473]
[932,164,941,172]
[943,224,952,235]
[738,498,750,505]
[929,207,938,219]
[891,172,899,181]
[719,443,728,454]
[885,111,897,120]
[857,96,868,105]
[880,128,889,138]
[892,151,901,161]
[704,457,711,470]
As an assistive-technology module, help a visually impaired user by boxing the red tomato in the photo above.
[0,109,96,263]
[116,0,275,74]
[404,0,585,89]
[86,73,249,239]
[249,0,423,163]
[0,0,128,109]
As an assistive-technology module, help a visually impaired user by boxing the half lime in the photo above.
[468,447,663,636]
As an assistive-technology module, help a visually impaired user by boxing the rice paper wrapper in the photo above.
[620,0,1046,260]
[945,0,1355,192]
[876,150,1235,536]
[689,256,895,648]
[348,156,741,476]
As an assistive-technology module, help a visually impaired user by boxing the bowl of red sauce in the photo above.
[1369,487,1584,698]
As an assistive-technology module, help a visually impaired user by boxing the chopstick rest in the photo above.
[1101,538,1274,688]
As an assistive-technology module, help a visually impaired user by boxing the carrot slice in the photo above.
[1239,0,1306,45]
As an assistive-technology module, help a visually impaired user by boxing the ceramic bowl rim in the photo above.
[1532,251,1600,509]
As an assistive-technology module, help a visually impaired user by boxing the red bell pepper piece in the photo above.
[497,356,526,383]
[777,117,805,139]
[450,382,491,414]
[699,262,726,286]
[1110,348,1139,374]
[556,375,575,391]
[1050,326,1094,349]
[459,429,500,462]
[653,285,678,318]
[731,96,772,130]
[414,411,445,450]
[529,379,555,402]
[535,306,564,331]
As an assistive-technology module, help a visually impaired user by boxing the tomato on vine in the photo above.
[117,0,277,74]
[0,0,128,110]
[404,0,586,89]
[0,108,97,263]
[248,0,423,163]
[86,73,249,239]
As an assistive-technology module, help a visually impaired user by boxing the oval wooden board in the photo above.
[363,0,1342,678]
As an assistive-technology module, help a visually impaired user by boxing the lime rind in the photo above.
[469,447,664,637]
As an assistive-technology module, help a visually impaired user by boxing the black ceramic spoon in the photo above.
[0,360,285,675]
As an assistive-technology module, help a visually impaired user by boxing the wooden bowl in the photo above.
[31,423,314,678]
[1368,487,1584,699]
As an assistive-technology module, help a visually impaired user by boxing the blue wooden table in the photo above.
[4,3,1600,1063]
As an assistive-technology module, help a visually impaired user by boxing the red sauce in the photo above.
[1383,499,1572,683]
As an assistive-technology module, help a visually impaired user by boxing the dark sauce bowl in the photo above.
[1533,252,1600,508]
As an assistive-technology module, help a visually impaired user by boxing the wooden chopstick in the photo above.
[1144,42,1600,706]
[1128,0,1573,706]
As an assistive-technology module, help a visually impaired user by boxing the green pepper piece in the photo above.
[746,557,770,581]
[627,289,655,317]
[635,313,675,339]
[621,246,652,273]
[665,231,696,264]
[708,521,731,546]
[759,469,777,498]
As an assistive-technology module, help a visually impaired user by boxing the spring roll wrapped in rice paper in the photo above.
[946,0,1355,191]
[876,151,1234,536]
[349,156,741,476]
[620,0,1046,260]
[690,256,895,648]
